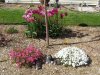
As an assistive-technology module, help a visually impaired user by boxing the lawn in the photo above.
[0,8,100,26]
[63,10,100,26]
[0,8,25,24]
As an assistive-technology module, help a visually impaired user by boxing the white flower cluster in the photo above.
[54,47,89,67]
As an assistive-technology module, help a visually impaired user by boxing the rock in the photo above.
[35,59,43,70]
[45,55,54,64]
[53,58,62,65]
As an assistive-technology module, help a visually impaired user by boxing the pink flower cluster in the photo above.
[9,45,43,67]
[23,6,58,23]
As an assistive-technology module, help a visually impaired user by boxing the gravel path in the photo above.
[0,25,100,75]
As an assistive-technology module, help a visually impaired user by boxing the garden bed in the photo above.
[0,25,100,75]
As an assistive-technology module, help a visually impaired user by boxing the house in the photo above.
[5,0,99,6]
[5,0,40,3]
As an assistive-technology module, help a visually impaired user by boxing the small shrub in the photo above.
[0,33,11,47]
[6,27,18,34]
[0,34,7,47]
[9,45,44,68]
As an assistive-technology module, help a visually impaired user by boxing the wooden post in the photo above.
[44,0,49,47]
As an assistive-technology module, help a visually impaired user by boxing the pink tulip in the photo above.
[38,5,44,11]
[22,15,27,19]
[26,17,35,23]
[51,8,58,14]
[40,11,45,16]
[60,13,65,19]
[25,9,33,15]
[32,10,39,14]
[28,13,33,16]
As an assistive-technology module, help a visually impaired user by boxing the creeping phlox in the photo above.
[54,47,89,67]
[9,45,43,68]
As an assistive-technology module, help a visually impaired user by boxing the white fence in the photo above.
[5,0,40,3]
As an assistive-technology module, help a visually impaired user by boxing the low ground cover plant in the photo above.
[9,45,44,68]
[6,27,18,34]
[54,47,90,67]
[0,33,11,47]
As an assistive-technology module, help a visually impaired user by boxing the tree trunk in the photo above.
[44,0,49,47]
[40,0,50,6]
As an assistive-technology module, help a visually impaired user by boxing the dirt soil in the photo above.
[0,25,100,75]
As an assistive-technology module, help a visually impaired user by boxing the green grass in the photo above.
[0,8,25,24]
[0,8,100,26]
[61,10,100,26]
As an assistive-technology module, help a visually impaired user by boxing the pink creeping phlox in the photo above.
[9,45,43,68]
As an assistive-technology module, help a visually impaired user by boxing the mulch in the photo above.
[0,25,100,75]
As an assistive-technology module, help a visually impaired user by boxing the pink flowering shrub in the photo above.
[9,45,44,68]
[23,5,67,37]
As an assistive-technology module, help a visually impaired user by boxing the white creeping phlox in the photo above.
[54,47,89,67]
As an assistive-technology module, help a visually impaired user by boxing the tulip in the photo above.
[60,13,65,19]
[26,17,35,23]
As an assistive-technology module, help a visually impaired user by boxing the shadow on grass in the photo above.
[78,23,88,27]
[0,22,27,25]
